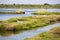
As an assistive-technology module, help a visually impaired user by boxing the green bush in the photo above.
[0,24,7,31]
[7,18,18,22]
[13,24,23,31]
[0,21,3,23]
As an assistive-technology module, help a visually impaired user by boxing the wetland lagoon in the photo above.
[0,8,60,40]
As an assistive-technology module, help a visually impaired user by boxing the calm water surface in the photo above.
[0,8,60,20]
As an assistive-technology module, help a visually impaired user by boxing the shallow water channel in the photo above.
[0,23,60,40]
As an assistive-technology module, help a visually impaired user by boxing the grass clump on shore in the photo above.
[0,24,7,31]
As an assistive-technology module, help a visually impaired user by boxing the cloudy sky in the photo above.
[0,0,60,4]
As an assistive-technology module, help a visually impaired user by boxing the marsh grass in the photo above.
[0,15,60,31]
[33,10,60,15]
[24,27,60,40]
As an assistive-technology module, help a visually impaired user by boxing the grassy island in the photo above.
[24,27,60,40]
[33,10,60,15]
[0,15,60,31]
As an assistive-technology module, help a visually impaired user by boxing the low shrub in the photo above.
[0,24,7,31]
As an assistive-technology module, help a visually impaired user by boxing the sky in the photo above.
[0,0,60,4]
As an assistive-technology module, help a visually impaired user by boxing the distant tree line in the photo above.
[0,3,60,8]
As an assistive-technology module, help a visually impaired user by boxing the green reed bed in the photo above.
[33,10,60,15]
[0,15,60,31]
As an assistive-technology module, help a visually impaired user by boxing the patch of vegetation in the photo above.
[7,18,18,22]
[0,15,60,31]
[0,31,21,36]
[33,10,60,15]
[0,24,7,31]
